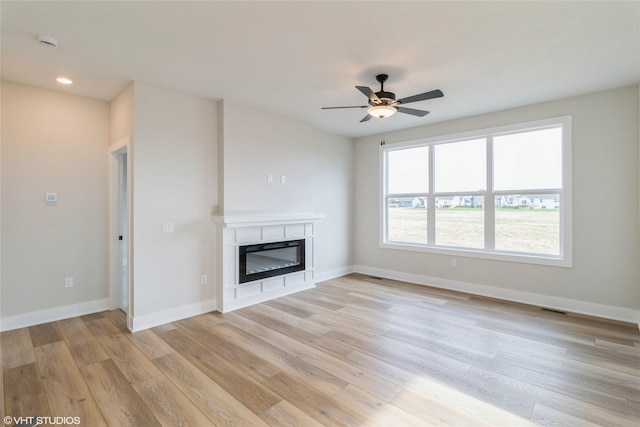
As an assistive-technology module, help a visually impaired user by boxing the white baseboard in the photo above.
[130,298,217,332]
[353,265,640,325]
[4,268,635,332]
[0,298,110,332]
[315,266,356,283]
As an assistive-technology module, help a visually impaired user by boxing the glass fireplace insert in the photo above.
[238,239,305,284]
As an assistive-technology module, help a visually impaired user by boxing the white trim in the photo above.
[380,115,573,268]
[315,266,356,283]
[110,135,129,152]
[0,299,109,332]
[108,137,133,328]
[213,213,325,228]
[380,242,570,267]
[353,265,640,325]
[130,299,217,332]
[560,118,573,268]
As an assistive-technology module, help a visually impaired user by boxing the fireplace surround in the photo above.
[213,213,324,312]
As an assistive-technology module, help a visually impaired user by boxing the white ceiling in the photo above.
[2,1,639,138]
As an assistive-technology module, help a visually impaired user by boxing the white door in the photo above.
[119,153,128,311]
[109,138,132,327]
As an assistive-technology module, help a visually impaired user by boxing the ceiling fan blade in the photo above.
[397,89,444,105]
[359,114,373,123]
[321,105,368,110]
[397,107,430,117]
[356,86,381,104]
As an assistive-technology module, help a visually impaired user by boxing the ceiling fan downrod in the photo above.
[375,74,395,103]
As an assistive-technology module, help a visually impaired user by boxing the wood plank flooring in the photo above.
[2,274,639,426]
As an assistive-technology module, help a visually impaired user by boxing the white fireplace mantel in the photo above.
[213,213,325,228]
[212,213,324,312]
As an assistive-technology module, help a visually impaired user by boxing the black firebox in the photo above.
[238,239,305,284]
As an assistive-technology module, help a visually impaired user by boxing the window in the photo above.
[381,116,572,266]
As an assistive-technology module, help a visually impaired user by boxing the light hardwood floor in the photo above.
[2,274,639,426]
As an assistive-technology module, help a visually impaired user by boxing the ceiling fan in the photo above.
[322,74,444,122]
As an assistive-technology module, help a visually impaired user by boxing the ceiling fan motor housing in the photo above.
[374,90,396,104]
[374,74,395,104]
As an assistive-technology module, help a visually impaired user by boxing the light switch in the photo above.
[162,222,174,234]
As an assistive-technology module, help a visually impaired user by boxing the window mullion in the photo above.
[485,136,495,250]
[427,144,435,245]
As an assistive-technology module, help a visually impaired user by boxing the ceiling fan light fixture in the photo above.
[367,105,397,119]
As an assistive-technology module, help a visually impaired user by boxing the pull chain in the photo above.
[380,121,386,146]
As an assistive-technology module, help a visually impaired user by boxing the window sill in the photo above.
[380,242,572,268]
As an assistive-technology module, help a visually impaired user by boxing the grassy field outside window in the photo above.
[388,206,560,255]
[382,116,570,265]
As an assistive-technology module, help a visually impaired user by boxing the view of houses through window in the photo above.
[382,117,570,264]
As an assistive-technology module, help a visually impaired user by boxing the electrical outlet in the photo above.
[162,222,174,234]
[65,277,74,288]
[267,173,273,183]
[280,175,286,184]
[450,259,457,268]
[200,274,207,285]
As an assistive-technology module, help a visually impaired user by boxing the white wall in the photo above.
[108,84,134,317]
[0,81,352,331]
[312,128,355,278]
[354,85,639,321]
[110,83,134,144]
[1,81,110,328]
[130,82,217,330]
[219,100,314,214]
[218,100,355,280]
[2,79,634,328]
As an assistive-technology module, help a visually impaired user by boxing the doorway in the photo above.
[109,137,132,329]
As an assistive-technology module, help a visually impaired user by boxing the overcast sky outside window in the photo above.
[387,127,562,195]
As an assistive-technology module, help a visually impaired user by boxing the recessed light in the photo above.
[56,77,73,85]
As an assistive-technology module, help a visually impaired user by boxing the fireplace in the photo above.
[239,239,305,284]
[213,213,324,312]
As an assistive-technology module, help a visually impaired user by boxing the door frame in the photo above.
[109,137,133,330]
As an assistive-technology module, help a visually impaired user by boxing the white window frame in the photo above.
[380,116,572,267]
